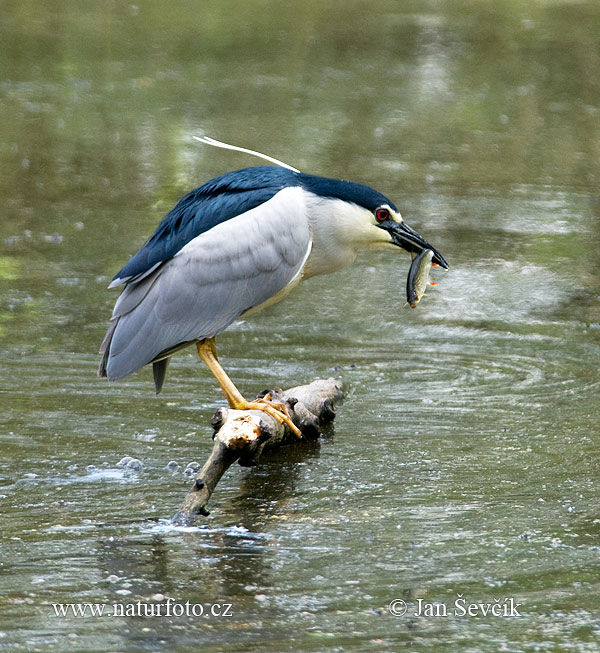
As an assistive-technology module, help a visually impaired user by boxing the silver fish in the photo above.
[406,249,433,308]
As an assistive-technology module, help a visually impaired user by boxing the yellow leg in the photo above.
[196,338,303,439]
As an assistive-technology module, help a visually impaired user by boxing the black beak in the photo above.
[388,221,449,269]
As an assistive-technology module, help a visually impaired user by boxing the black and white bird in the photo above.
[99,138,448,437]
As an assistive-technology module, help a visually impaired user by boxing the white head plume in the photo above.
[193,135,301,173]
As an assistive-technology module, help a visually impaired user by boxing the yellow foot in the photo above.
[238,396,303,439]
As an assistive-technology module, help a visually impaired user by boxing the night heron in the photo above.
[98,138,448,437]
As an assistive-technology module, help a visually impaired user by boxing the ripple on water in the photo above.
[140,519,274,541]
[434,260,570,323]
[382,256,599,419]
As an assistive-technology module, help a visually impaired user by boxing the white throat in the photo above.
[301,192,391,278]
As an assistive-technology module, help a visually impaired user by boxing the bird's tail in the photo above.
[152,359,170,394]
[99,316,178,393]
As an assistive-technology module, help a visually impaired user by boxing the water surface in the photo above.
[2,1,600,651]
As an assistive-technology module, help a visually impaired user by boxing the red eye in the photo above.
[375,208,390,222]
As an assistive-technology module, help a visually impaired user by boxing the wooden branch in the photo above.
[172,378,343,525]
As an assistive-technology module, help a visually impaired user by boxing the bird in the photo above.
[98,140,448,438]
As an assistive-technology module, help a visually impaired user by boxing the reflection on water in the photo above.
[2,0,600,650]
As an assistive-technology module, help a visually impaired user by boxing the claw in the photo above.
[244,399,303,439]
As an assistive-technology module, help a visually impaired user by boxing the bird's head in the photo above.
[299,173,449,270]
[367,203,448,268]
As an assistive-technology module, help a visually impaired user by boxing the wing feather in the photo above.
[102,187,311,382]
[111,166,299,285]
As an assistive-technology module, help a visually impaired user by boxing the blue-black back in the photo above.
[113,166,396,284]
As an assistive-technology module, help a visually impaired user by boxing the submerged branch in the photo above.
[172,378,343,525]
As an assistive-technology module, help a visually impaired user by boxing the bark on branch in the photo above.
[172,378,343,525]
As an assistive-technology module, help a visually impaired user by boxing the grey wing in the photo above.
[102,187,311,381]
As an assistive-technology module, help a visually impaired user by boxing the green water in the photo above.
[2,1,600,651]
